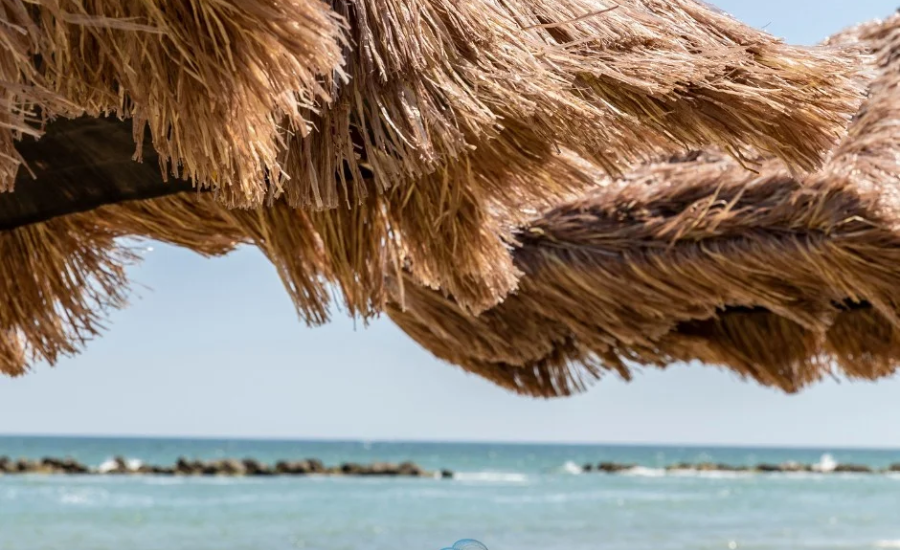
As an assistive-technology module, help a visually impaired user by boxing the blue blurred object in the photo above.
[453,540,488,550]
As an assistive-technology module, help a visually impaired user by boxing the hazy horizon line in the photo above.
[2,432,900,452]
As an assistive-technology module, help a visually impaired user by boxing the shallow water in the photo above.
[2,437,900,550]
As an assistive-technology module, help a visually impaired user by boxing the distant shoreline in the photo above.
[0,456,453,478]
[4,456,900,477]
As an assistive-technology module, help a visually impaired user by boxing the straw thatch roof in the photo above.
[0,2,873,377]
[2,0,861,198]
[0,0,866,315]
[386,14,900,397]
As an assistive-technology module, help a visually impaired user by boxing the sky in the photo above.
[2,1,899,447]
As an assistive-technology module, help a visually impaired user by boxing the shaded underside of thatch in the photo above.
[386,157,900,396]
[386,13,900,397]
[1,117,192,230]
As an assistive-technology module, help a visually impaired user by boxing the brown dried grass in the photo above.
[386,14,900,397]
[0,193,242,375]
[0,5,881,378]
[0,191,401,374]
[386,163,900,396]
[0,0,863,205]
[0,0,868,315]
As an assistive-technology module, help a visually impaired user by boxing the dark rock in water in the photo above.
[665,462,693,471]
[441,469,454,479]
[596,462,634,473]
[219,459,246,476]
[242,458,273,476]
[340,462,364,475]
[888,463,900,472]
[398,461,423,476]
[834,464,872,473]
[202,459,245,476]
[0,455,434,478]
[275,460,314,475]
[59,458,88,474]
[755,463,782,472]
[582,463,594,472]
[105,456,130,474]
[778,462,811,473]
[365,462,400,476]
[175,457,201,475]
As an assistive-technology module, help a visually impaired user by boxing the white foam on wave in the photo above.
[874,540,900,548]
[620,467,752,479]
[669,470,752,480]
[813,453,838,473]
[621,466,666,478]
[96,457,143,473]
[453,472,529,483]
[96,459,118,474]
[559,461,583,475]
[768,472,825,480]
[60,492,91,505]
[142,477,186,486]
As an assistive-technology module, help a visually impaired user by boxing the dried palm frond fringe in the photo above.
[387,13,900,397]
[386,161,900,396]
[0,191,380,375]
[0,0,867,313]
[1,0,863,201]
[0,6,881,379]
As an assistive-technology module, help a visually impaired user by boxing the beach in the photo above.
[2,436,900,550]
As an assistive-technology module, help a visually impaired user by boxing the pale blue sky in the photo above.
[1,1,897,447]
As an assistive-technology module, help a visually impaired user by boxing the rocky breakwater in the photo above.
[580,461,897,474]
[0,456,453,478]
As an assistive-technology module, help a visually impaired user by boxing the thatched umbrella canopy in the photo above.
[2,0,860,195]
[0,1,867,375]
[1,1,865,311]
[386,14,900,398]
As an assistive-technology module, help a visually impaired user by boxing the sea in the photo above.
[2,436,900,550]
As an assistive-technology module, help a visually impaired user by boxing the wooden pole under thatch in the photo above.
[386,13,900,398]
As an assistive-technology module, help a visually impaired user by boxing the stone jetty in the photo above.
[580,461,897,474]
[0,456,450,478]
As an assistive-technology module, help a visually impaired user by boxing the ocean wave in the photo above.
[618,467,751,479]
[874,541,900,548]
[620,467,666,478]
[668,470,753,479]
[96,457,143,473]
[557,461,583,475]
[452,472,529,484]
[57,487,110,507]
[59,493,90,505]
[812,453,837,473]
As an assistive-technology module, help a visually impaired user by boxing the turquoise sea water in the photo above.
[2,436,900,550]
